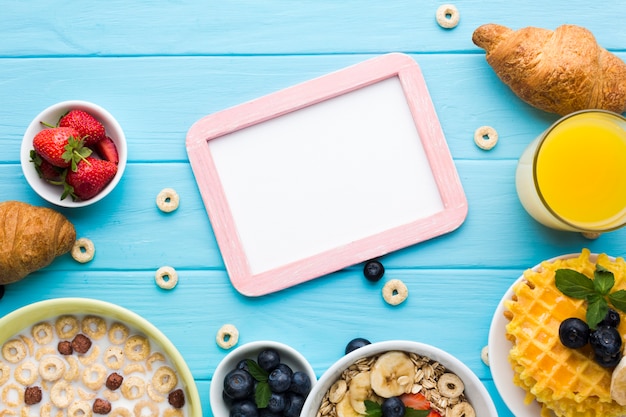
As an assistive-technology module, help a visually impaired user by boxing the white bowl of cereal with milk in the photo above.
[0,298,201,416]
[301,340,497,417]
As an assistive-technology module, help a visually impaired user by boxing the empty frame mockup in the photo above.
[186,53,467,296]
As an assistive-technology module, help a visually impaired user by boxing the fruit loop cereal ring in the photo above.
[20,335,34,356]
[152,366,178,394]
[155,266,178,290]
[123,363,145,375]
[147,383,166,402]
[104,346,125,370]
[450,402,476,417]
[382,279,409,306]
[31,322,54,345]
[436,4,460,29]
[15,360,39,385]
[82,315,107,340]
[474,126,498,150]
[216,324,239,350]
[71,238,95,263]
[2,383,23,407]
[124,335,150,361]
[55,315,80,339]
[39,356,66,381]
[50,380,74,408]
[156,188,180,213]
[0,362,9,385]
[2,339,27,363]
[481,345,490,366]
[68,400,92,417]
[134,401,158,417]
[64,356,80,382]
[121,375,146,400]
[146,352,166,371]
[437,373,465,398]
[108,322,130,345]
[82,363,107,390]
[78,345,100,366]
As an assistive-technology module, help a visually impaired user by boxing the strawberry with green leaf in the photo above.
[64,156,117,201]
[32,127,92,170]
[58,109,106,146]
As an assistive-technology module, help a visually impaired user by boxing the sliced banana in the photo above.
[336,392,362,417]
[370,351,416,398]
[349,372,372,414]
[611,355,626,405]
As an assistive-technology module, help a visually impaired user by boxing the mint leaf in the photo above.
[246,359,268,382]
[594,268,615,295]
[586,296,609,329]
[404,409,432,417]
[555,269,596,299]
[609,290,626,313]
[255,381,271,408]
[364,400,382,417]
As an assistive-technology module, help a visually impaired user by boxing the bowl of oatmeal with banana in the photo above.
[0,297,201,416]
[301,340,496,417]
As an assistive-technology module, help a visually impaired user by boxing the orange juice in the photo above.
[516,110,626,232]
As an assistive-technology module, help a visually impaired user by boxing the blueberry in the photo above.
[267,392,287,414]
[363,260,385,282]
[224,369,255,400]
[283,392,305,417]
[230,400,259,417]
[345,338,371,355]
[258,409,281,417]
[289,371,312,396]
[236,359,251,373]
[258,349,281,372]
[381,397,405,417]
[599,308,621,328]
[268,366,292,393]
[595,351,622,368]
[558,318,590,348]
[590,326,622,357]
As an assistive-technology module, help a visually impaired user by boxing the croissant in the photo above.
[472,23,626,116]
[0,201,76,284]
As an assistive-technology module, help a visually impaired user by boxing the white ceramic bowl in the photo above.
[20,100,127,207]
[0,297,201,416]
[301,340,497,417]
[211,341,317,417]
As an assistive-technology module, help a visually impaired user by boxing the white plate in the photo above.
[488,253,596,416]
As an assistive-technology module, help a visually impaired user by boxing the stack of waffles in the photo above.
[504,249,626,417]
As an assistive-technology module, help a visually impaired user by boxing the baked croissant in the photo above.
[0,201,76,284]
[472,23,626,116]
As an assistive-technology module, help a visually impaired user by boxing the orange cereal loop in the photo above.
[55,315,80,339]
[108,322,130,345]
[134,401,158,417]
[104,346,125,370]
[31,322,54,345]
[81,315,107,340]
[152,365,178,394]
[2,339,27,363]
[39,356,66,381]
[67,401,92,417]
[2,383,24,407]
[82,363,107,390]
[15,360,39,386]
[121,375,146,400]
[0,362,10,385]
[50,380,74,408]
[124,335,150,361]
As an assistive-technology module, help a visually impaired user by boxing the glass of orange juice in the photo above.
[516,110,626,233]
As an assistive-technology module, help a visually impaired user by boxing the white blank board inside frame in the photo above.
[186,53,468,296]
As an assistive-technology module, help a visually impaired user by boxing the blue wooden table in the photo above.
[2,2,626,416]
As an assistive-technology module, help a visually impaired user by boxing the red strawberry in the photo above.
[400,393,441,417]
[32,127,91,169]
[64,156,117,201]
[94,136,119,164]
[29,150,64,183]
[58,109,106,146]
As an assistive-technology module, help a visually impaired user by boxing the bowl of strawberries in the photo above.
[20,100,127,207]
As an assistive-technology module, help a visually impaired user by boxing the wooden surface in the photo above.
[2,2,626,416]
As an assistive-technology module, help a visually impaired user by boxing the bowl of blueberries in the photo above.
[210,341,317,417]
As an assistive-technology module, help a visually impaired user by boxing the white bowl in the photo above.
[210,341,317,417]
[301,340,497,417]
[20,100,127,207]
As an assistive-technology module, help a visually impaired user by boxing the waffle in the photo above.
[504,249,626,417]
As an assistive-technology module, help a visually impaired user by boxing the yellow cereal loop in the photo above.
[39,356,66,381]
[124,335,150,361]
[31,322,54,345]
[121,375,146,400]
[81,316,107,340]
[71,238,95,264]
[55,315,80,339]
[108,322,130,345]
[152,366,178,394]
[2,339,27,364]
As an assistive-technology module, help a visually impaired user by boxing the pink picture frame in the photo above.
[186,53,467,296]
